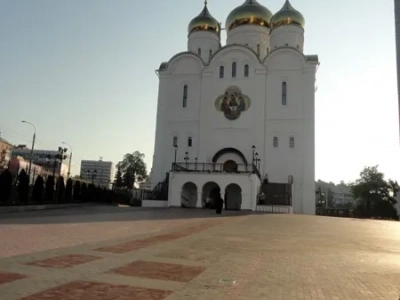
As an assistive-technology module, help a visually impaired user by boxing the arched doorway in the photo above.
[181,182,198,208]
[202,182,220,209]
[225,184,242,210]
[223,160,238,173]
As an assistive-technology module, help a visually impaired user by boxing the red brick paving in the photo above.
[110,260,206,282]
[26,254,102,269]
[18,281,173,300]
[0,272,26,285]
[95,221,225,254]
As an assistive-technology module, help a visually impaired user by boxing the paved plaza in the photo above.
[0,206,399,300]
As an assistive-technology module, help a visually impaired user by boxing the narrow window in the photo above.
[282,81,287,105]
[209,49,212,59]
[273,137,278,148]
[244,64,249,77]
[232,62,237,78]
[267,47,269,53]
[173,136,178,147]
[219,66,224,78]
[183,85,188,108]
[188,137,192,147]
[289,137,295,148]
[198,48,201,56]
[257,44,260,56]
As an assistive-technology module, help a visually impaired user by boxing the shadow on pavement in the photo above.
[0,205,255,225]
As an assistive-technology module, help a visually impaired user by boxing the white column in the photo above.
[197,190,203,208]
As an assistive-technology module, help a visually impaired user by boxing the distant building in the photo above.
[332,191,354,207]
[80,160,114,188]
[0,137,13,169]
[10,148,69,177]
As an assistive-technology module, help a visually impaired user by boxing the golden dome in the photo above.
[225,0,273,31]
[271,0,305,30]
[188,1,220,36]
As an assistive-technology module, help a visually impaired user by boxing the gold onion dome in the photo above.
[271,0,305,30]
[188,1,220,35]
[225,0,273,31]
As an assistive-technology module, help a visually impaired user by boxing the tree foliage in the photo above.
[56,177,65,202]
[0,169,13,204]
[351,166,399,220]
[117,151,147,189]
[45,176,55,202]
[65,178,73,202]
[32,175,44,203]
[73,180,81,201]
[114,166,123,188]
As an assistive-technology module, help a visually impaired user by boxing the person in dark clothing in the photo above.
[216,193,223,214]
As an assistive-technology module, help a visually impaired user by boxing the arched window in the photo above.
[188,137,192,147]
[282,81,287,105]
[257,44,260,56]
[289,137,295,148]
[273,137,278,148]
[219,66,224,78]
[244,64,249,77]
[183,85,188,108]
[173,136,178,147]
[197,48,201,56]
[232,62,237,78]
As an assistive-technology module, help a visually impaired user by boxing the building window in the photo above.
[219,66,224,78]
[257,44,260,56]
[244,64,249,77]
[183,85,188,107]
[273,137,278,148]
[282,81,287,105]
[188,137,192,147]
[209,49,212,59]
[289,137,295,148]
[173,136,178,147]
[232,62,236,78]
[198,48,201,56]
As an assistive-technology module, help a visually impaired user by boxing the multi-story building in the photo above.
[80,160,114,188]
[10,148,69,177]
[0,137,13,169]
[332,191,354,207]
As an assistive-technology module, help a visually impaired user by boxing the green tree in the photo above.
[351,166,398,220]
[32,175,44,203]
[117,151,147,189]
[0,169,13,204]
[45,176,55,202]
[17,169,29,204]
[73,180,81,201]
[65,178,73,202]
[114,166,123,187]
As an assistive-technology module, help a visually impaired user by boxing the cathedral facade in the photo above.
[151,0,319,214]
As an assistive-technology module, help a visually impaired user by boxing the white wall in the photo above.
[270,25,304,52]
[188,31,220,63]
[168,172,259,210]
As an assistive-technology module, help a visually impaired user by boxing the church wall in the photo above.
[199,48,267,166]
[270,25,304,52]
[226,25,270,60]
[188,31,220,63]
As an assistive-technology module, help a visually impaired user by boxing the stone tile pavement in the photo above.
[0,206,399,299]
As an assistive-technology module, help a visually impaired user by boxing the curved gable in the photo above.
[167,52,204,75]
[263,48,306,70]
[208,44,261,68]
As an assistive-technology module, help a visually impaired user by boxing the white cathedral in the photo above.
[150,0,319,214]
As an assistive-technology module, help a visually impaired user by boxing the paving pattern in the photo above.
[0,206,399,299]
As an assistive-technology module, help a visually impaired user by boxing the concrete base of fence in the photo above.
[0,203,95,214]
[142,200,168,208]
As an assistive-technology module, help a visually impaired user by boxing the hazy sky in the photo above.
[0,0,399,184]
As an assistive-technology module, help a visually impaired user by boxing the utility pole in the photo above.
[21,120,36,185]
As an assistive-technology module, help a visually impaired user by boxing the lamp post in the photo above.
[62,141,72,179]
[255,152,260,169]
[21,120,36,184]
[87,169,97,184]
[184,152,189,167]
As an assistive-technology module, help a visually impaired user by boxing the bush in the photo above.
[17,169,29,204]
[73,180,81,201]
[0,169,13,204]
[81,182,87,201]
[45,176,55,202]
[32,175,44,203]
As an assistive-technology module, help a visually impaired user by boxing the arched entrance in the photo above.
[225,184,242,210]
[202,181,220,209]
[181,182,198,208]
[223,160,238,173]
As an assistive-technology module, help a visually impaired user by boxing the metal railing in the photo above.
[171,162,261,179]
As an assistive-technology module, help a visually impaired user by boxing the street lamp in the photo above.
[173,145,178,166]
[251,145,256,164]
[62,141,72,179]
[21,120,36,184]
[184,152,189,167]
